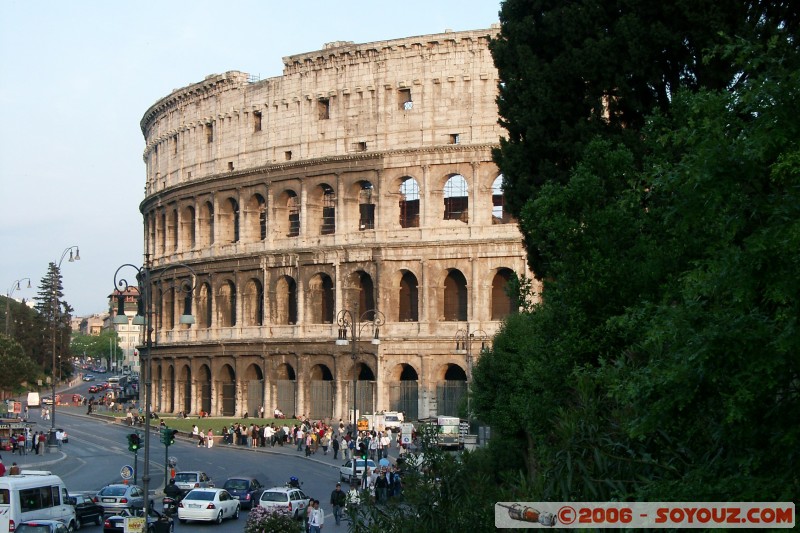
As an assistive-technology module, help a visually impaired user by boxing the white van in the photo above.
[0,471,77,532]
[26,392,40,409]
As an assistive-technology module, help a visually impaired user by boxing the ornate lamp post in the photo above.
[454,325,488,426]
[113,256,196,515]
[335,304,384,483]
[5,277,31,336]
[48,246,80,451]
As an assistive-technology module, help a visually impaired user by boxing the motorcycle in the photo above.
[162,495,181,516]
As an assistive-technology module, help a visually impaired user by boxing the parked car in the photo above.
[257,486,310,519]
[340,459,377,483]
[177,488,239,524]
[93,484,148,516]
[221,476,264,509]
[103,507,173,533]
[172,471,213,494]
[15,520,70,533]
[69,492,104,526]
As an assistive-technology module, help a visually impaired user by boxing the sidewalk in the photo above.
[58,406,401,474]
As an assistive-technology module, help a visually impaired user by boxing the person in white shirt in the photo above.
[308,498,324,532]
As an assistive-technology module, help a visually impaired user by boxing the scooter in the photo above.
[162,496,179,516]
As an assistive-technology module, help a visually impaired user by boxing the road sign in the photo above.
[401,423,415,444]
[120,465,133,480]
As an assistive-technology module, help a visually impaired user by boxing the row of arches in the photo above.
[156,267,516,330]
[147,174,511,257]
[153,360,469,420]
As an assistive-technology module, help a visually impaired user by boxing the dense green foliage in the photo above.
[32,262,75,378]
[72,329,122,370]
[0,333,40,393]
[471,0,799,504]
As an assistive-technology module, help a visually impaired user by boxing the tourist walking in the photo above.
[206,428,214,448]
[330,482,346,526]
[307,499,324,533]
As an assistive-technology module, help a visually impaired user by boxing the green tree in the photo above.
[71,329,122,370]
[33,262,74,378]
[490,0,798,278]
[0,333,40,394]
[474,0,800,504]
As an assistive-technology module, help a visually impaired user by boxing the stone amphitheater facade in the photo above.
[139,25,534,422]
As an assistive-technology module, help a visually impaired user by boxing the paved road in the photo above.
[14,402,400,531]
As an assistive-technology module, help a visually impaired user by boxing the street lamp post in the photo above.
[5,277,32,336]
[454,325,487,427]
[48,246,80,451]
[113,256,196,515]
[335,304,384,484]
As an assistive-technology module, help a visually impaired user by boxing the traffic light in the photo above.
[359,442,368,460]
[161,428,178,446]
[128,433,140,452]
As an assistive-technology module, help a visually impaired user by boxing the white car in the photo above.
[177,488,239,524]
[340,459,377,483]
[257,487,310,519]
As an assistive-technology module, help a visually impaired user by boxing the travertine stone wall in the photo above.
[139,26,537,422]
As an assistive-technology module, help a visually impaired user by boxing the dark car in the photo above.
[69,492,104,526]
[15,520,70,533]
[103,507,174,533]
[222,476,265,509]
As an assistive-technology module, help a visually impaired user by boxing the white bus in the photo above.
[0,471,77,532]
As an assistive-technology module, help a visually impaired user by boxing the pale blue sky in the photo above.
[0,0,502,316]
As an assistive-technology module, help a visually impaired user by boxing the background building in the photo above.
[138,25,534,420]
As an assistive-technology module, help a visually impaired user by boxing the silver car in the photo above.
[172,471,213,494]
[93,484,147,516]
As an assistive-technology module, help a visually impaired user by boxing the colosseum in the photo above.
[138,25,533,423]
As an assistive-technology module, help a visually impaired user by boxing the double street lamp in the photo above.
[335,304,384,484]
[113,256,196,515]
[454,325,487,426]
[49,246,80,451]
[5,277,31,336]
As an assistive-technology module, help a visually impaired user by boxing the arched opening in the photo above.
[437,364,467,416]
[346,271,376,321]
[399,271,419,322]
[220,364,236,416]
[198,282,212,328]
[399,177,420,228]
[275,363,297,417]
[492,268,517,320]
[243,278,264,326]
[349,363,376,416]
[246,193,267,241]
[199,364,211,415]
[181,205,196,249]
[275,275,298,325]
[389,363,419,421]
[443,174,469,222]
[181,365,192,414]
[220,197,240,243]
[218,280,236,327]
[492,175,511,224]
[159,211,166,256]
[320,184,336,235]
[245,363,264,417]
[287,191,300,237]
[358,181,375,230]
[307,273,334,324]
[309,364,334,419]
[443,269,468,321]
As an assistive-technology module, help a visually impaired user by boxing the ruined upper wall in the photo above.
[140,27,501,194]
